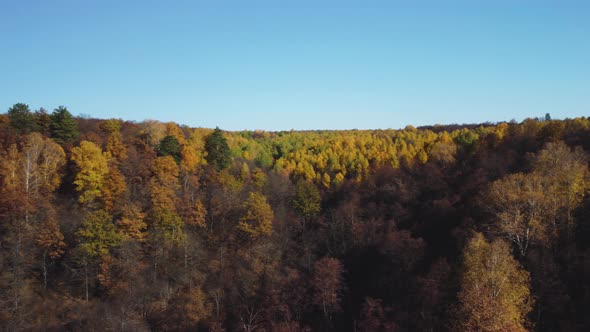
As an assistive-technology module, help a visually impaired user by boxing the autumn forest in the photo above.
[2,103,590,331]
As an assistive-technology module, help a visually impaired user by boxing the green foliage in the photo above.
[292,179,321,219]
[204,127,231,171]
[158,135,182,164]
[50,106,79,145]
[77,209,122,257]
[152,207,185,246]
[453,128,479,154]
[255,147,274,168]
[7,103,38,134]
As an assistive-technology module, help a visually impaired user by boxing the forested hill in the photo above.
[1,103,590,331]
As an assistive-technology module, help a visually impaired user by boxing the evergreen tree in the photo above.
[50,106,79,145]
[7,103,37,134]
[158,135,181,164]
[34,108,52,136]
[204,127,231,171]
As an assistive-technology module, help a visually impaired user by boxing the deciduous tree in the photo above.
[36,214,66,289]
[533,141,588,236]
[150,156,185,245]
[238,192,274,239]
[292,179,321,222]
[457,233,533,332]
[77,209,122,258]
[312,257,344,321]
[71,141,109,206]
[487,172,554,256]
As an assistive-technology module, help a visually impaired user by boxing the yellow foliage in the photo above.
[71,141,109,205]
[333,172,345,186]
[105,133,127,162]
[321,172,331,189]
[417,149,428,164]
[458,233,533,332]
[240,162,250,181]
[251,168,267,191]
[166,122,187,145]
[487,172,555,256]
[180,145,201,174]
[150,156,180,215]
[0,144,20,192]
[238,192,274,238]
[152,155,180,184]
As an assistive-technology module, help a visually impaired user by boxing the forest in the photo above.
[1,103,590,331]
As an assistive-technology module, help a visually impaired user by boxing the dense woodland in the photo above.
[1,103,590,331]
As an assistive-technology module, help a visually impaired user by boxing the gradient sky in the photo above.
[1,1,588,131]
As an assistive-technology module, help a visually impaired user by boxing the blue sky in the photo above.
[1,1,588,131]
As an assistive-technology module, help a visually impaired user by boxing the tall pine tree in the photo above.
[204,127,231,171]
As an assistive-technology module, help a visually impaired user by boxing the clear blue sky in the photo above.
[1,1,588,131]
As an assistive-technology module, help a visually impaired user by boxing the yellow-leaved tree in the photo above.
[150,155,185,245]
[486,172,555,257]
[532,141,588,237]
[486,141,589,256]
[238,192,273,239]
[100,118,127,163]
[457,233,533,332]
[71,141,109,206]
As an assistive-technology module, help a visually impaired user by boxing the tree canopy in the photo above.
[2,103,590,331]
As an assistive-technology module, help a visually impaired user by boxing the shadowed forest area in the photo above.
[1,103,590,331]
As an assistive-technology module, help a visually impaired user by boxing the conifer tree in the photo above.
[50,106,79,145]
[204,127,231,171]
